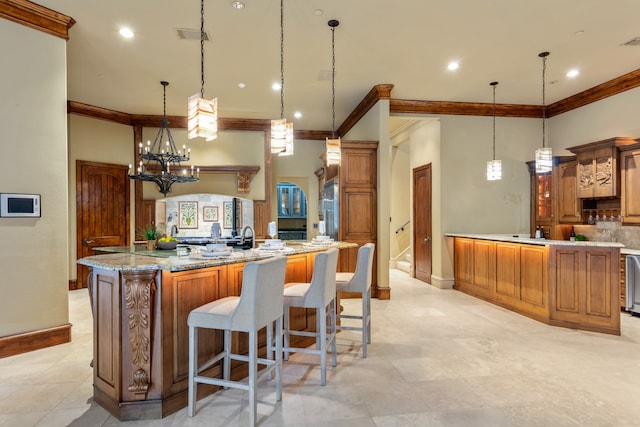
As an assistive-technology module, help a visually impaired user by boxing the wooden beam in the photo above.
[68,101,131,125]
[338,84,395,137]
[390,99,543,118]
[295,130,333,141]
[0,0,75,40]
[548,68,640,117]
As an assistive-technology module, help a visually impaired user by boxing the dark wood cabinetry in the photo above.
[620,143,640,224]
[556,160,581,223]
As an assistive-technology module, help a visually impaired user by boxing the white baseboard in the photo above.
[430,275,454,289]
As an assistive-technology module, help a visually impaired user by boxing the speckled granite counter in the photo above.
[79,241,355,272]
[445,233,625,248]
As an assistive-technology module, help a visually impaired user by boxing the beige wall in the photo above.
[389,142,411,259]
[0,20,69,336]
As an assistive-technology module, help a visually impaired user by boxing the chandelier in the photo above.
[188,0,218,141]
[326,19,341,167]
[129,81,199,196]
[271,0,293,156]
[535,51,552,173]
[486,81,502,180]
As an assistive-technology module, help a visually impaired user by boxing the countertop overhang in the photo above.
[445,233,625,248]
[78,241,356,272]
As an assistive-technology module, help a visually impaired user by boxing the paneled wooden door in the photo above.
[76,160,130,289]
[413,163,432,283]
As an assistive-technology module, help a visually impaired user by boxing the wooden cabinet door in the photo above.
[593,147,616,197]
[621,147,640,224]
[557,161,580,223]
[535,173,553,222]
[577,151,595,198]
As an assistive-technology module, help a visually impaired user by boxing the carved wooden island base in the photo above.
[449,234,622,335]
[79,243,355,421]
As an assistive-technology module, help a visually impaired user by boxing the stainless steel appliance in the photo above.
[321,178,339,240]
[627,255,640,315]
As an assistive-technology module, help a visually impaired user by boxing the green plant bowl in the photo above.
[156,241,178,250]
[574,234,586,241]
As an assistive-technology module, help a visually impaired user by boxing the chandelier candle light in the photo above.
[188,0,218,141]
[486,81,502,181]
[326,19,341,166]
[129,81,199,196]
[271,0,293,155]
[535,51,552,173]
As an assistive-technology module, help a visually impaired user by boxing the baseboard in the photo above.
[376,286,391,300]
[430,275,454,289]
[68,279,78,290]
[0,323,72,358]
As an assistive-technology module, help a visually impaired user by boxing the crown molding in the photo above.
[0,0,75,40]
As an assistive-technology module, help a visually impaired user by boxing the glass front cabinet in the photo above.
[277,184,306,218]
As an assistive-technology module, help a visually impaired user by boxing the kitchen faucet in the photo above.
[240,225,255,248]
[170,225,178,237]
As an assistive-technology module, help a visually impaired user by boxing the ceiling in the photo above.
[34,0,640,132]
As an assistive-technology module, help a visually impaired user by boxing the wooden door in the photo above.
[413,164,432,283]
[76,160,130,289]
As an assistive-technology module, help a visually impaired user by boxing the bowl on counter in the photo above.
[156,240,178,250]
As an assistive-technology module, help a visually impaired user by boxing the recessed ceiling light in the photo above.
[314,9,323,16]
[272,82,281,91]
[238,82,246,89]
[119,27,134,39]
[294,111,302,119]
[231,1,244,9]
[566,69,579,78]
[447,61,459,71]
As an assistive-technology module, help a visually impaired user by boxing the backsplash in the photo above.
[158,194,254,238]
[574,222,640,249]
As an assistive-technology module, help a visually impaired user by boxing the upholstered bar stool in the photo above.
[335,243,375,357]
[282,248,339,386]
[187,256,287,427]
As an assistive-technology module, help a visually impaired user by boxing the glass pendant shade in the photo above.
[535,147,553,173]
[326,137,341,166]
[187,94,218,141]
[271,118,288,153]
[486,159,502,181]
[279,122,294,156]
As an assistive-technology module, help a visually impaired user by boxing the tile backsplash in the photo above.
[574,222,640,249]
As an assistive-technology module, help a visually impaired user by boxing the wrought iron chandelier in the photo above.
[129,81,199,196]
[326,19,341,167]
[486,81,502,180]
[535,51,552,173]
[271,0,293,156]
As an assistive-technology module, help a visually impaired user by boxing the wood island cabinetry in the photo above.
[452,235,621,335]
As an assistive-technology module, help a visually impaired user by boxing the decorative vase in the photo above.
[146,240,156,250]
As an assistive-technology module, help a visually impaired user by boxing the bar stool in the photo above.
[282,248,339,386]
[187,256,287,426]
[335,243,375,357]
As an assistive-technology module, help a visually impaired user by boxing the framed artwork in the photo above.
[223,202,233,229]
[203,206,218,222]
[179,201,198,229]
[235,199,243,229]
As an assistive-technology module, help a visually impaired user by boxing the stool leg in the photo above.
[188,325,197,417]
[266,320,273,381]
[330,299,337,368]
[319,306,327,386]
[249,330,258,427]
[283,306,290,360]
[366,288,372,344]
[361,293,367,358]
[224,329,231,386]
[274,316,283,401]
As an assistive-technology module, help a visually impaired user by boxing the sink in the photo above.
[177,236,252,249]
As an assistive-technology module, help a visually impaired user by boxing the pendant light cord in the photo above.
[539,51,549,149]
[491,81,497,161]
[331,23,336,138]
[200,0,205,98]
[279,0,284,119]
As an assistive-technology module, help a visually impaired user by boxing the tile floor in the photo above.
[2,269,640,426]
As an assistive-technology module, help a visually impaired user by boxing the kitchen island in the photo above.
[447,234,623,335]
[78,241,356,421]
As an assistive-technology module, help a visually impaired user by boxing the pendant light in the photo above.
[325,19,341,166]
[486,81,502,180]
[271,0,294,156]
[188,0,218,141]
[535,51,552,173]
[130,81,199,196]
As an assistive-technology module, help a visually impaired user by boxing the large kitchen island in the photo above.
[448,234,623,336]
[78,241,356,421]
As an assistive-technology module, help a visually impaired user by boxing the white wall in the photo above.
[0,20,69,336]
[389,142,411,258]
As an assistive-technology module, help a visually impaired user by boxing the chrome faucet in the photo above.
[170,225,178,237]
[241,225,255,248]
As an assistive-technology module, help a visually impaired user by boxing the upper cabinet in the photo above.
[277,184,306,218]
[567,137,636,199]
[556,159,581,223]
[620,142,640,224]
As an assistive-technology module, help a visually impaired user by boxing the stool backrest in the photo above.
[352,243,375,291]
[233,256,287,331]
[304,248,339,306]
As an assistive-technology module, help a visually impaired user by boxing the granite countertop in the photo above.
[445,233,625,248]
[78,241,357,272]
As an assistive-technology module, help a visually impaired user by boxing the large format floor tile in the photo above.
[1,269,640,426]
